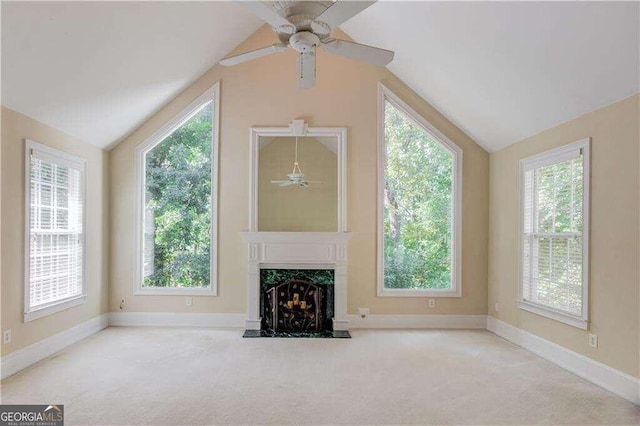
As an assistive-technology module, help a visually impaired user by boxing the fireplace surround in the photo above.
[242,121,351,337]
[241,232,352,336]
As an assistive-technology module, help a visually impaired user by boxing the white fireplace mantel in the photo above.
[241,232,352,331]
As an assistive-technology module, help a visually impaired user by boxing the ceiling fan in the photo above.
[220,0,394,88]
[271,136,321,187]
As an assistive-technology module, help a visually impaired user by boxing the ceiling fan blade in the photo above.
[219,43,288,66]
[322,38,394,66]
[314,0,376,31]
[297,51,316,89]
[240,1,293,28]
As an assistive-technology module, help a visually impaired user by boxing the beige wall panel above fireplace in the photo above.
[258,137,338,232]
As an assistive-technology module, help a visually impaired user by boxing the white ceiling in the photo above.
[343,1,639,151]
[2,1,638,152]
[1,1,262,149]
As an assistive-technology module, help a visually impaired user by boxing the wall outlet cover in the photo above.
[428,299,436,308]
[589,333,598,348]
[3,330,11,344]
[186,297,193,307]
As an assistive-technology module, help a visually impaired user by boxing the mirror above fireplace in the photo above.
[259,136,337,231]
[249,120,347,232]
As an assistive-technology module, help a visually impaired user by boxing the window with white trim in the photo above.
[135,83,219,295]
[519,139,590,329]
[25,140,86,322]
[377,84,462,297]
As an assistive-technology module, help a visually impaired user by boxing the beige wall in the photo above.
[259,137,337,232]
[488,94,640,378]
[1,107,110,356]
[110,26,489,315]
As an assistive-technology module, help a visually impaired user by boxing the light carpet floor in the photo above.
[1,328,638,425]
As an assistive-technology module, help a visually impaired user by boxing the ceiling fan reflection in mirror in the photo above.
[220,0,394,88]
[271,136,321,187]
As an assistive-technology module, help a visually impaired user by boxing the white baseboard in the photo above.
[1,313,109,380]
[487,316,640,406]
[348,314,487,329]
[108,312,245,328]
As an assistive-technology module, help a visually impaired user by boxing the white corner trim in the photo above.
[1,313,109,380]
[487,316,640,406]
[108,312,245,328]
[348,314,487,329]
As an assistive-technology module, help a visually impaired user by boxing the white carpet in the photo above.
[1,328,638,425]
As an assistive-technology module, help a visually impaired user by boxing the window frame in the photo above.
[134,82,220,296]
[24,139,88,322]
[518,138,590,329]
[376,83,463,298]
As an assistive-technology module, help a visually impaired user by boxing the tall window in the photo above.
[377,84,462,297]
[135,83,219,295]
[519,139,590,329]
[25,140,86,321]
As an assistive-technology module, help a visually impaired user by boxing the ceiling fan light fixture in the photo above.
[270,136,321,188]
[221,0,393,88]
[289,31,320,53]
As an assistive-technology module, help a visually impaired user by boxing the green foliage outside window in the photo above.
[525,156,583,314]
[143,103,213,288]
[383,101,454,290]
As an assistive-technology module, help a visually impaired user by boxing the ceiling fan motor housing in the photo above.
[289,31,320,53]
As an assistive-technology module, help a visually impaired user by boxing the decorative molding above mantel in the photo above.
[241,232,352,331]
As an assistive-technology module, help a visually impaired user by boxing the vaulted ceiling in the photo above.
[2,1,638,152]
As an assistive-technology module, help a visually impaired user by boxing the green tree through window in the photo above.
[383,100,454,290]
[143,102,213,288]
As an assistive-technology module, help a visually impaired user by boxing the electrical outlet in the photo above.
[494,302,500,312]
[428,299,436,309]
[186,297,193,307]
[3,330,11,344]
[358,307,369,319]
[589,333,598,348]
[119,298,125,310]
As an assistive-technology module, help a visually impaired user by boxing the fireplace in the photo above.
[241,232,352,337]
[261,269,334,335]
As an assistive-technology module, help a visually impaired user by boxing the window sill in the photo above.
[134,287,217,296]
[24,295,87,322]
[518,300,588,330]
[378,287,461,298]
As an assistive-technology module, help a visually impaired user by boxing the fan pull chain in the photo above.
[292,136,302,174]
